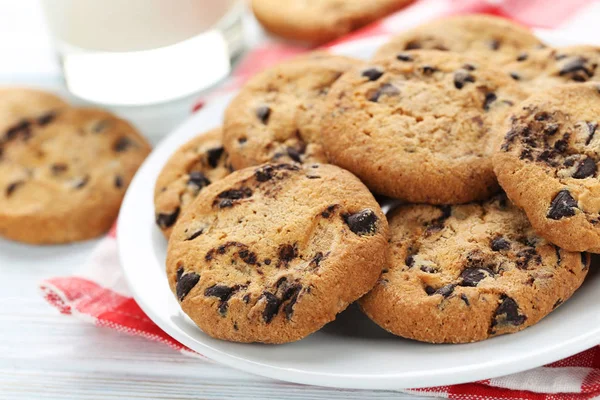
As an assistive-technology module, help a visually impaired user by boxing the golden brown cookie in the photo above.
[0,100,151,244]
[251,0,413,44]
[494,83,600,253]
[360,195,590,343]
[154,128,231,238]
[166,163,388,344]
[374,14,543,65]
[223,53,361,170]
[322,50,528,204]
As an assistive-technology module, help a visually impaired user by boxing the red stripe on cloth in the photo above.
[495,0,594,28]
[41,277,190,353]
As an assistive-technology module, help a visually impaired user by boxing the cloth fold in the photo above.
[40,0,600,398]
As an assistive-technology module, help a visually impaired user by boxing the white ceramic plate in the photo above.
[118,31,600,390]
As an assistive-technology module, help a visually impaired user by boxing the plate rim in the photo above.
[118,31,600,390]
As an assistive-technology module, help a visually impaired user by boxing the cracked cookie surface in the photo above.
[154,128,231,238]
[222,53,361,170]
[374,14,543,66]
[322,50,528,204]
[166,162,388,343]
[359,195,589,343]
[0,92,151,244]
[494,83,600,253]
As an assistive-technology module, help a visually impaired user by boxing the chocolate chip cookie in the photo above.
[494,83,600,253]
[359,195,589,343]
[322,50,528,204]
[503,45,600,93]
[154,128,231,238]
[223,53,361,170]
[374,14,543,65]
[166,162,388,343]
[251,0,413,44]
[0,104,151,244]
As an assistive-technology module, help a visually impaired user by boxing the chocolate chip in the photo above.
[559,57,591,78]
[462,63,476,71]
[460,267,494,287]
[156,207,180,229]
[425,286,436,295]
[554,245,561,265]
[256,106,271,124]
[176,272,200,301]
[262,292,281,323]
[51,163,68,174]
[37,111,56,126]
[264,258,271,265]
[405,254,415,267]
[205,284,240,314]
[185,228,204,241]
[283,285,302,320]
[492,295,526,328]
[368,83,399,102]
[573,157,597,179]
[362,68,384,81]
[206,146,224,168]
[277,244,297,267]
[547,190,578,220]
[243,294,251,304]
[5,119,31,140]
[310,252,324,269]
[544,123,559,136]
[238,249,258,265]
[487,39,500,50]
[286,147,302,163]
[425,205,452,236]
[188,171,211,189]
[92,119,111,133]
[396,53,413,61]
[5,180,24,197]
[461,294,470,306]
[454,70,475,89]
[404,40,421,50]
[421,65,438,74]
[73,175,89,189]
[483,93,497,111]
[321,204,337,218]
[114,175,124,188]
[554,133,570,153]
[344,209,378,235]
[113,137,134,152]
[255,165,275,182]
[509,72,521,81]
[586,122,597,145]
[516,248,540,269]
[238,137,247,144]
[491,237,511,251]
[215,187,252,208]
[436,284,455,298]
[517,53,528,62]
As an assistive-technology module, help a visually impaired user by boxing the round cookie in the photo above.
[251,0,413,44]
[166,162,388,344]
[0,107,151,244]
[223,53,361,170]
[503,45,600,93]
[494,83,600,253]
[154,128,231,238]
[374,14,543,65]
[359,195,590,344]
[322,50,528,204]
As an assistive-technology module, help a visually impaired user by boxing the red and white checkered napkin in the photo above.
[40,0,600,398]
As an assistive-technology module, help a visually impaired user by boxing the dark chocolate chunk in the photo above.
[286,147,302,163]
[547,190,578,220]
[559,57,591,77]
[283,285,302,320]
[238,137,247,144]
[573,157,597,179]
[492,295,526,328]
[113,137,134,152]
[238,249,258,265]
[509,72,521,81]
[554,133,570,153]
[92,119,111,133]
[405,254,415,267]
[425,286,436,295]
[343,209,378,235]
[462,63,476,71]
[396,53,413,62]
[421,65,438,74]
[420,265,437,274]
[435,284,455,298]
[243,294,251,304]
[321,204,337,218]
[461,294,470,306]
[487,39,500,50]
[256,106,271,124]
[37,111,56,126]
[361,68,384,81]
[585,122,597,145]
[460,267,494,287]
[5,119,31,140]
[5,180,24,197]
[51,163,68,174]
[483,92,497,111]
[206,146,225,168]
[491,237,511,251]
[156,207,180,229]
[454,70,475,89]
[516,248,540,269]
[264,258,271,265]
[205,284,240,315]
[517,52,528,62]
[544,123,559,136]
[188,171,211,189]
[368,83,400,102]
[262,292,281,323]
[215,187,252,208]
[277,244,298,267]
[404,40,421,50]
[310,252,324,268]
[554,245,561,265]
[114,175,124,189]
[176,272,200,301]
[255,165,275,182]
[185,228,204,241]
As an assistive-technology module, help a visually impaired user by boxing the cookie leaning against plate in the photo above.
[503,45,600,93]
[166,163,388,344]
[251,0,412,44]
[322,50,528,204]
[0,106,151,244]
[374,14,543,65]
[222,53,361,170]
[154,127,230,238]
[494,83,600,253]
[359,195,590,344]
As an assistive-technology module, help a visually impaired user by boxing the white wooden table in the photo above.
[0,2,426,398]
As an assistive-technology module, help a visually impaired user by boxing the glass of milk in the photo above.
[40,0,245,105]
